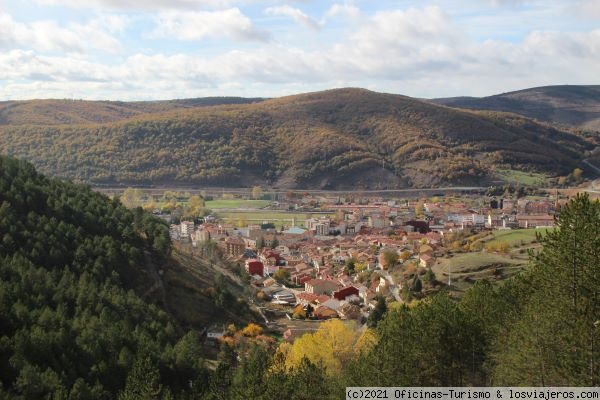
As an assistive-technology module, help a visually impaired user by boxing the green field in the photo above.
[216,211,333,228]
[443,252,524,273]
[494,168,550,186]
[488,228,551,245]
[472,228,554,248]
[205,199,270,209]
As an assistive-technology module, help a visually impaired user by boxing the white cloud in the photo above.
[570,0,600,19]
[2,5,600,100]
[152,8,269,42]
[325,2,361,20]
[36,0,234,11]
[0,13,123,54]
[264,5,321,30]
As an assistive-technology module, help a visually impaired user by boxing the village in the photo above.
[162,188,562,340]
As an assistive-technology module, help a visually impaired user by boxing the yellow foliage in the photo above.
[284,319,360,374]
[251,186,263,199]
[241,323,263,337]
[400,250,412,261]
[355,262,368,273]
[226,324,237,335]
[355,328,377,355]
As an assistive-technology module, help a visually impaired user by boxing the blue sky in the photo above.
[0,0,598,100]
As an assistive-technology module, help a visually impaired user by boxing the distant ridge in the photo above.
[432,85,600,130]
[0,96,265,125]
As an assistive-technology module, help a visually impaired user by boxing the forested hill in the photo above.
[432,85,600,131]
[0,156,237,398]
[0,88,594,189]
[0,97,265,126]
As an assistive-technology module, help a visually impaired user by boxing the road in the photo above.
[380,270,402,302]
[93,185,487,197]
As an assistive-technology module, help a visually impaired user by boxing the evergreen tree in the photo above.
[367,296,387,328]
[493,194,600,385]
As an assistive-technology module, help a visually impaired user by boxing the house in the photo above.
[272,290,296,305]
[222,236,246,257]
[206,325,225,340]
[333,285,359,301]
[338,303,362,320]
[296,292,319,306]
[262,277,276,287]
[304,279,339,295]
[313,305,339,320]
[320,298,341,311]
[245,259,264,276]
[405,220,430,233]
[419,254,434,268]
[180,221,195,239]
[516,214,555,228]
[260,249,284,266]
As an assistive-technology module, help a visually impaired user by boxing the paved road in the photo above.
[93,185,487,196]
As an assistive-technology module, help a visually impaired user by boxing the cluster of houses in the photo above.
[168,195,560,321]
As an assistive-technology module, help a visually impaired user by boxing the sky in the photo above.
[0,0,599,100]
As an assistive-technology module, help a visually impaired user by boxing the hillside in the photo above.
[0,156,249,398]
[0,97,265,126]
[432,85,600,131]
[0,88,594,189]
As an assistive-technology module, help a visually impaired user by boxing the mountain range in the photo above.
[0,86,597,189]
[432,85,600,131]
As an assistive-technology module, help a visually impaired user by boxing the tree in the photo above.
[345,258,357,275]
[251,186,263,200]
[121,188,143,209]
[292,306,307,319]
[367,296,387,328]
[187,195,204,216]
[558,176,568,187]
[284,319,360,374]
[118,357,165,400]
[493,194,600,385]
[415,202,425,217]
[270,237,279,249]
[273,268,290,284]
[573,168,584,183]
[411,276,422,293]
[241,323,263,337]
[230,345,270,400]
[424,267,435,284]
[256,236,265,250]
[381,249,399,270]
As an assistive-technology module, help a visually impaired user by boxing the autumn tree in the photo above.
[121,187,144,208]
[283,319,361,374]
[251,186,263,199]
[273,268,290,284]
[381,249,399,270]
[241,323,263,337]
[572,168,584,183]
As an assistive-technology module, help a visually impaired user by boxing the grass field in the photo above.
[433,251,528,295]
[494,168,550,186]
[487,228,551,245]
[205,199,270,209]
[216,210,334,228]
[435,252,523,276]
